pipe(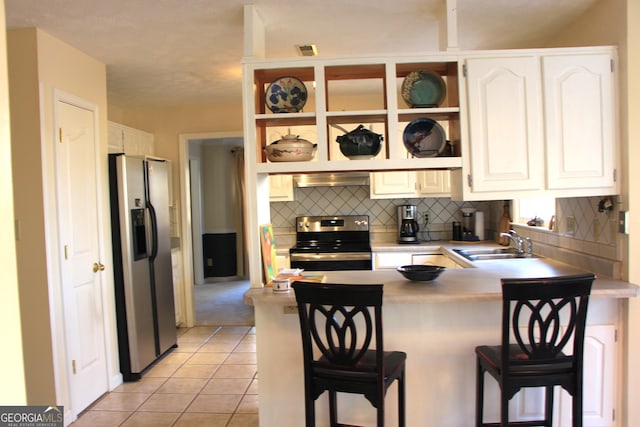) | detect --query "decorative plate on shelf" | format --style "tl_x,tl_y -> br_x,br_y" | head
401,70 -> 446,108
402,118 -> 448,158
265,76 -> 308,113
